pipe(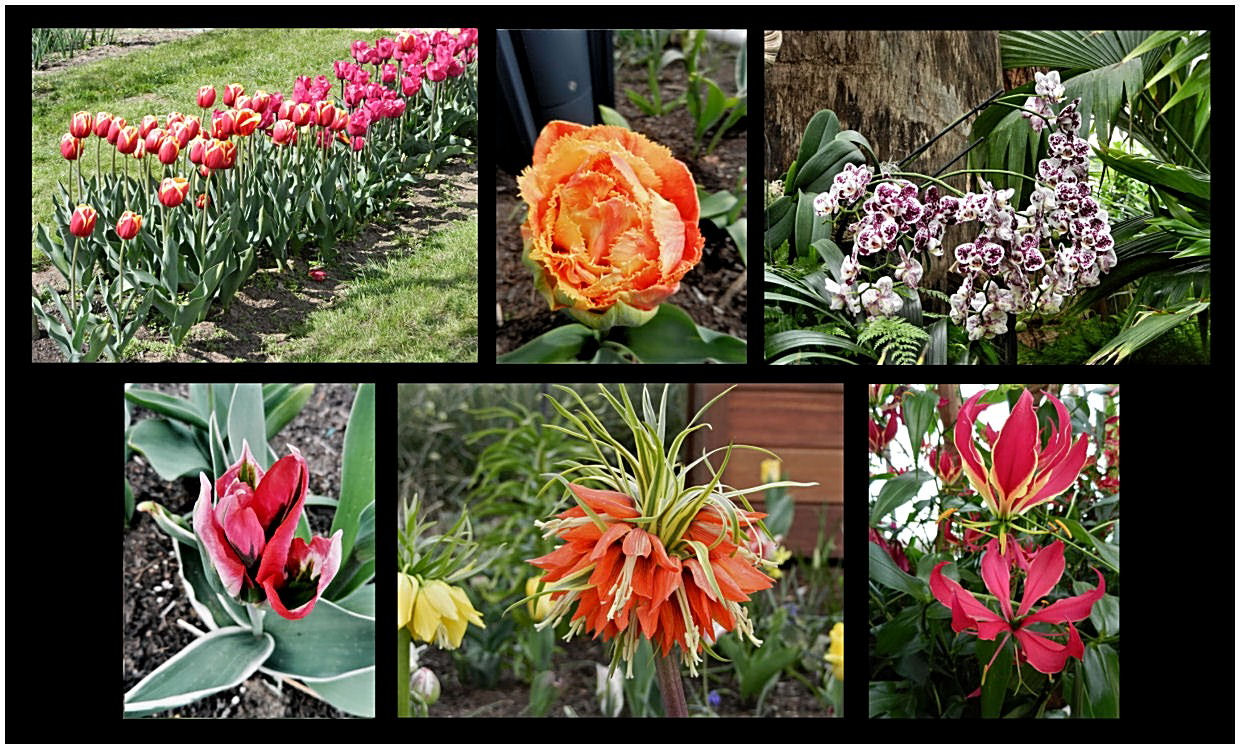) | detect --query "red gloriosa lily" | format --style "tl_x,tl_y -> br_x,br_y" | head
955,389 -> 1089,521
930,539 -> 1104,679
193,441 -> 342,620
869,415 -> 898,453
